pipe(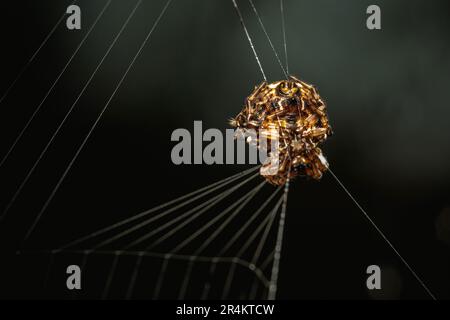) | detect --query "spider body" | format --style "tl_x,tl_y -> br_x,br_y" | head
231,75 -> 332,185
